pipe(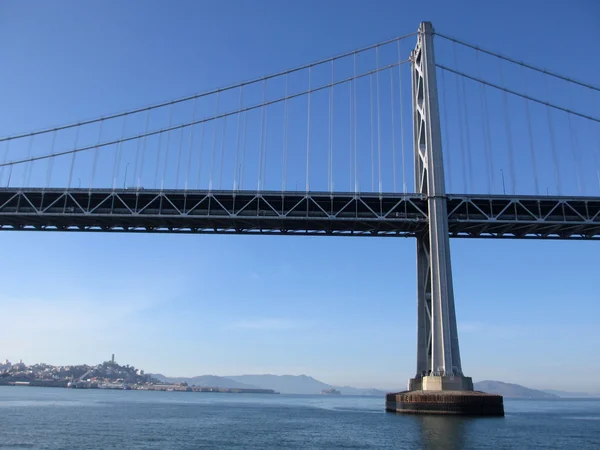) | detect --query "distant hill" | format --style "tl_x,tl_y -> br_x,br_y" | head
474,380 -> 558,399
227,374 -> 330,395
151,374 -> 257,389
543,389 -> 600,398
228,375 -> 389,396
